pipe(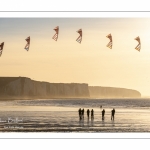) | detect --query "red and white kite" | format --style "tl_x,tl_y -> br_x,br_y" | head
24,36 -> 30,51
135,36 -> 141,52
76,29 -> 82,43
0,42 -> 4,57
52,26 -> 59,41
106,33 -> 112,49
